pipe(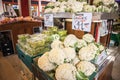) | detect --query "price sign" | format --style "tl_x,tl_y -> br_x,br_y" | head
72,13 -> 92,32
44,14 -> 53,27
